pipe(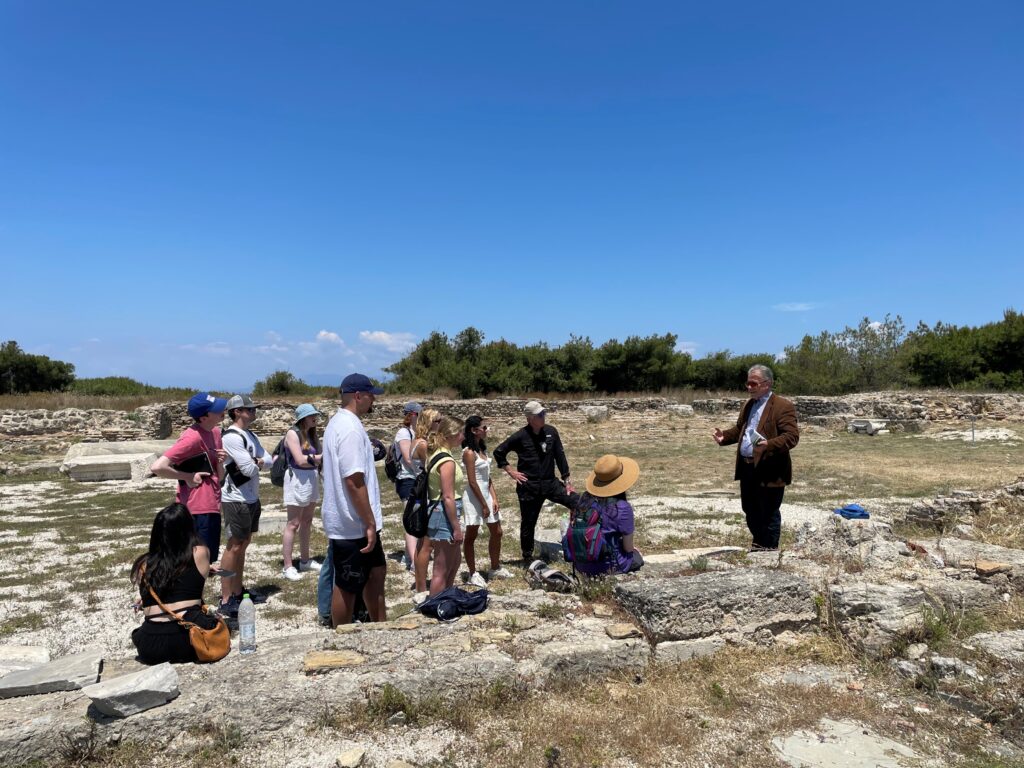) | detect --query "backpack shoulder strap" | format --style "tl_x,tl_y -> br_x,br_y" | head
424,451 -> 454,496
223,426 -> 249,451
